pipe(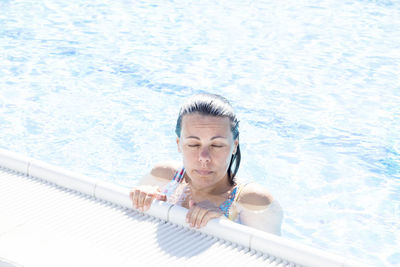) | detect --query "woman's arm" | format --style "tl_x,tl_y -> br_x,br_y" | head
138,161 -> 180,187
236,183 -> 283,235
130,161 -> 180,211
